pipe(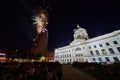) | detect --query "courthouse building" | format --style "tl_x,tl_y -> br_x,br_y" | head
54,25 -> 120,63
